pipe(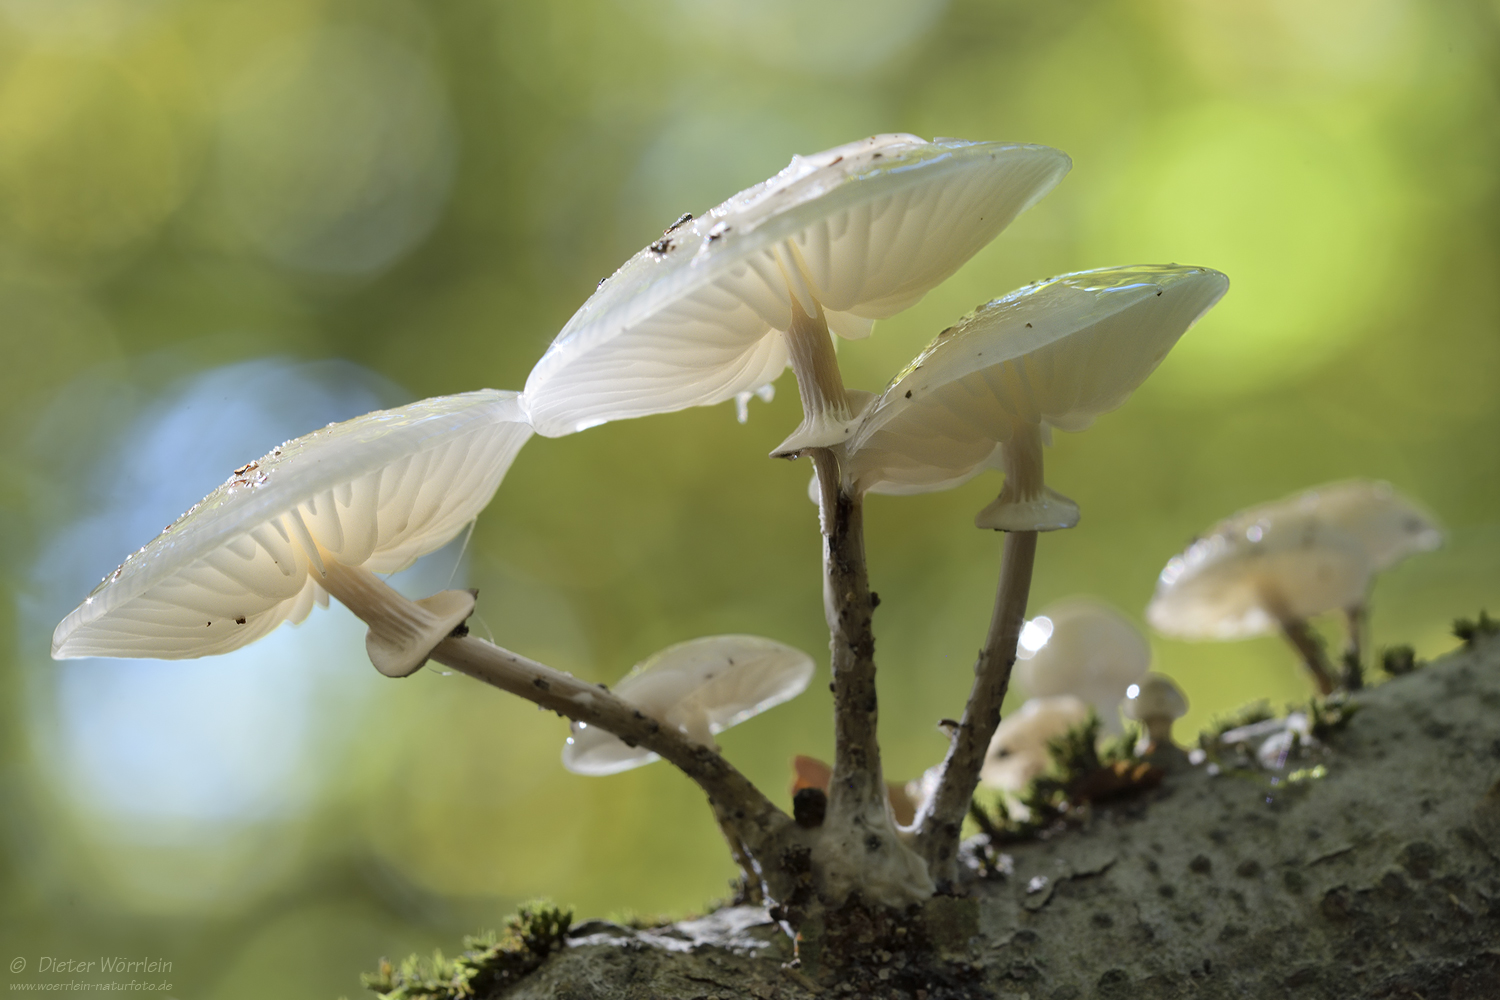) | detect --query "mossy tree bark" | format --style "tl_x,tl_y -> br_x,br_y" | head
439,630 -> 1500,1000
